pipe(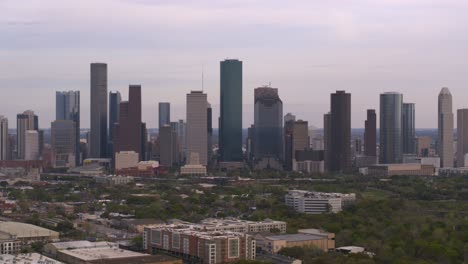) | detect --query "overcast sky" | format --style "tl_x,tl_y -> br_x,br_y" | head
1,0 -> 468,129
